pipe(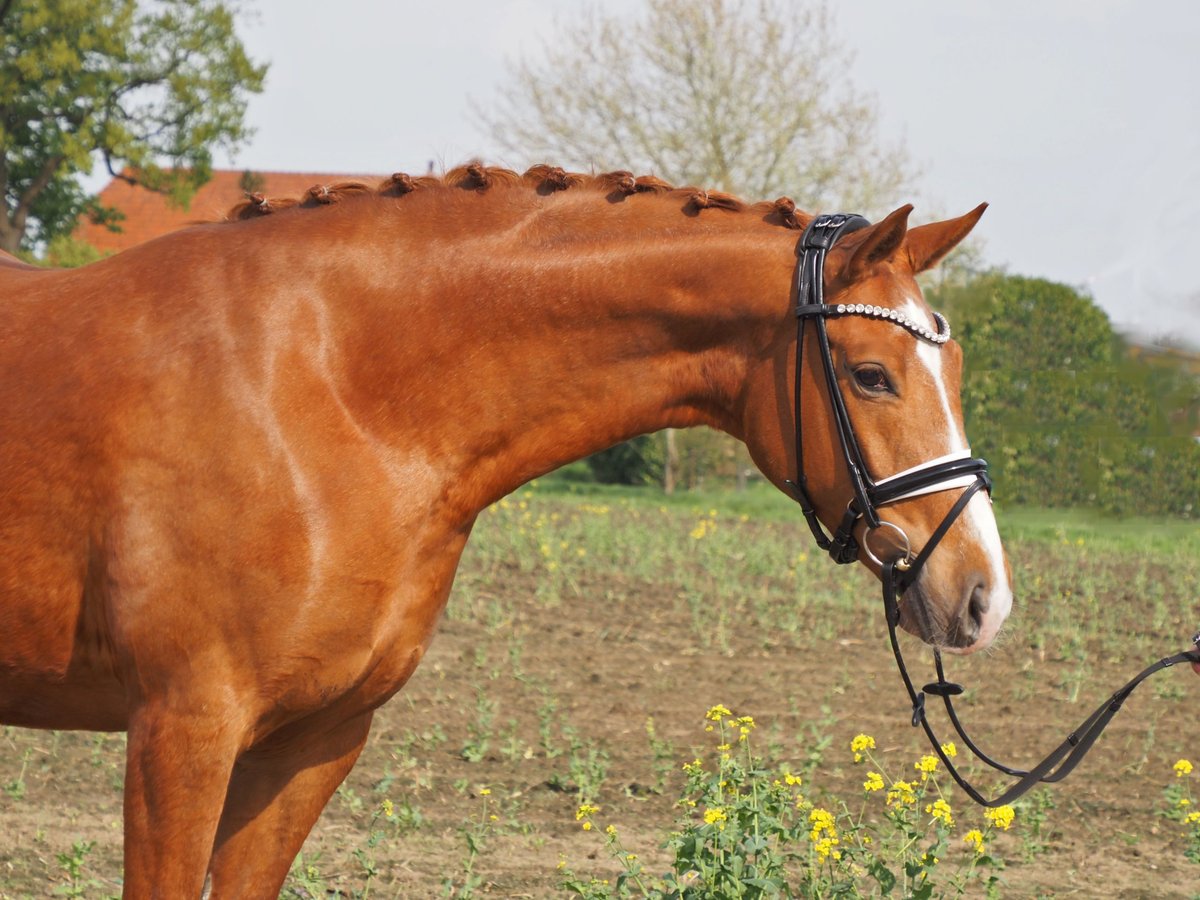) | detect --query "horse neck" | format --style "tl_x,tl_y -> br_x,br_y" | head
267,198 -> 796,516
